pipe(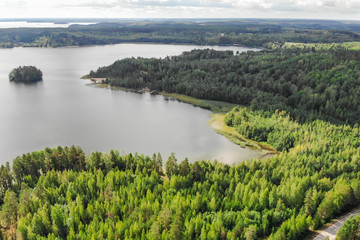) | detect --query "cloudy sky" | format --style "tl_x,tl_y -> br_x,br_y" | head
1,0 -> 360,20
